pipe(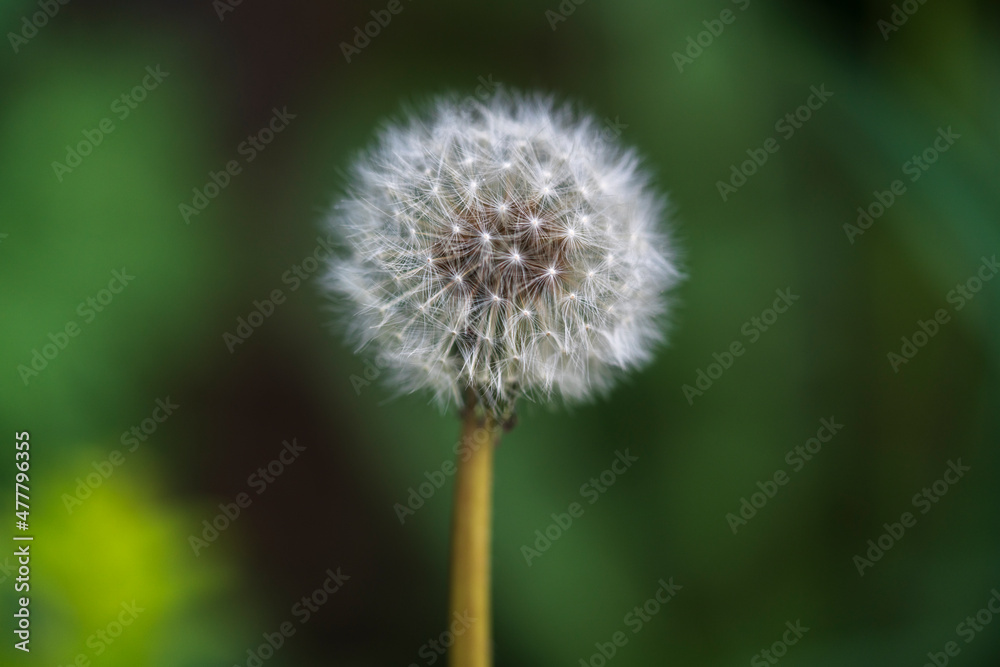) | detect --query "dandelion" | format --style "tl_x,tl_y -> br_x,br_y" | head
325,90 -> 681,667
